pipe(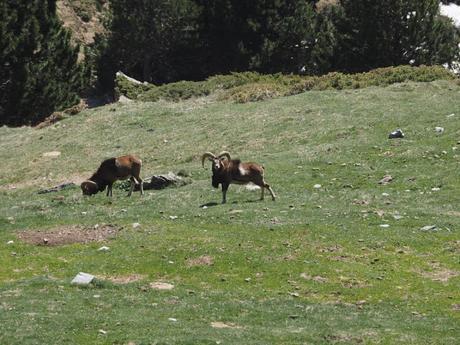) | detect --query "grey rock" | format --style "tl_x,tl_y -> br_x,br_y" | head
71,272 -> 95,285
